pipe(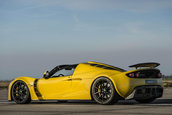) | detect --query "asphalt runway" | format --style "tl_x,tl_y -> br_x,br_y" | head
0,88 -> 172,115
